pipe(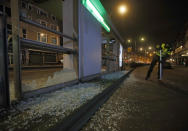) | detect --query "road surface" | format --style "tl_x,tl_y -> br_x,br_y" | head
83,66 -> 188,131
